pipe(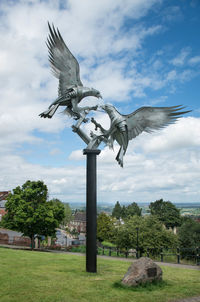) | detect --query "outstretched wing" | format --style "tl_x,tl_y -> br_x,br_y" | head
125,106 -> 191,140
47,22 -> 83,96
